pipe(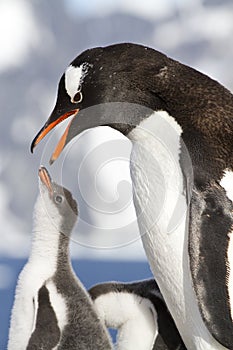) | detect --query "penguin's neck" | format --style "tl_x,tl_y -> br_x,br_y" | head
128,111 -> 225,349
29,196 -> 70,272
